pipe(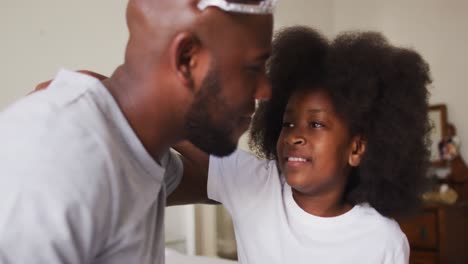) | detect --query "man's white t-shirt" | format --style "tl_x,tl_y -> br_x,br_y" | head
208,149 -> 409,264
0,70 -> 183,264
